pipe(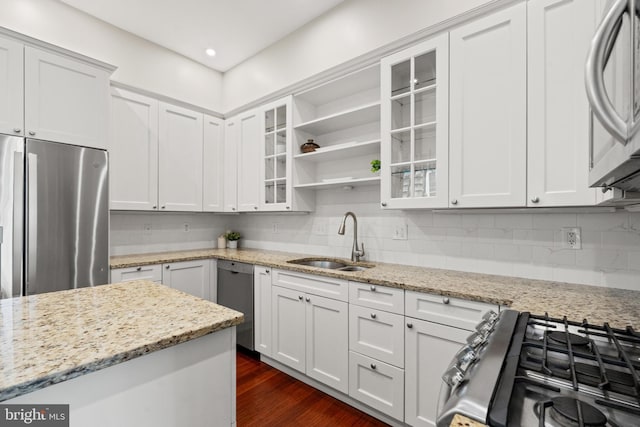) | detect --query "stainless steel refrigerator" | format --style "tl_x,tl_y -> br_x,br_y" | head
0,135 -> 109,299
